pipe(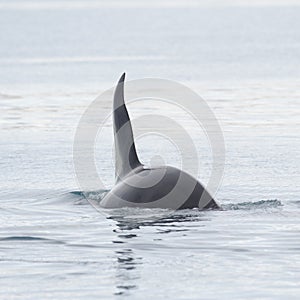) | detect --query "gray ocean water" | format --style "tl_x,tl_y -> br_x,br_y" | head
0,0 -> 300,299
